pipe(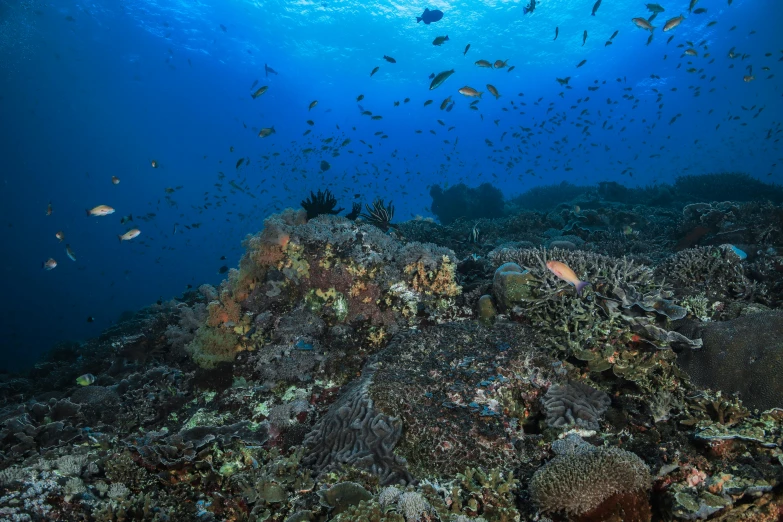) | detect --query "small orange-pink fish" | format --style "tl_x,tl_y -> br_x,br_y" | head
118,228 -> 141,242
546,260 -> 590,296
86,205 -> 115,217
